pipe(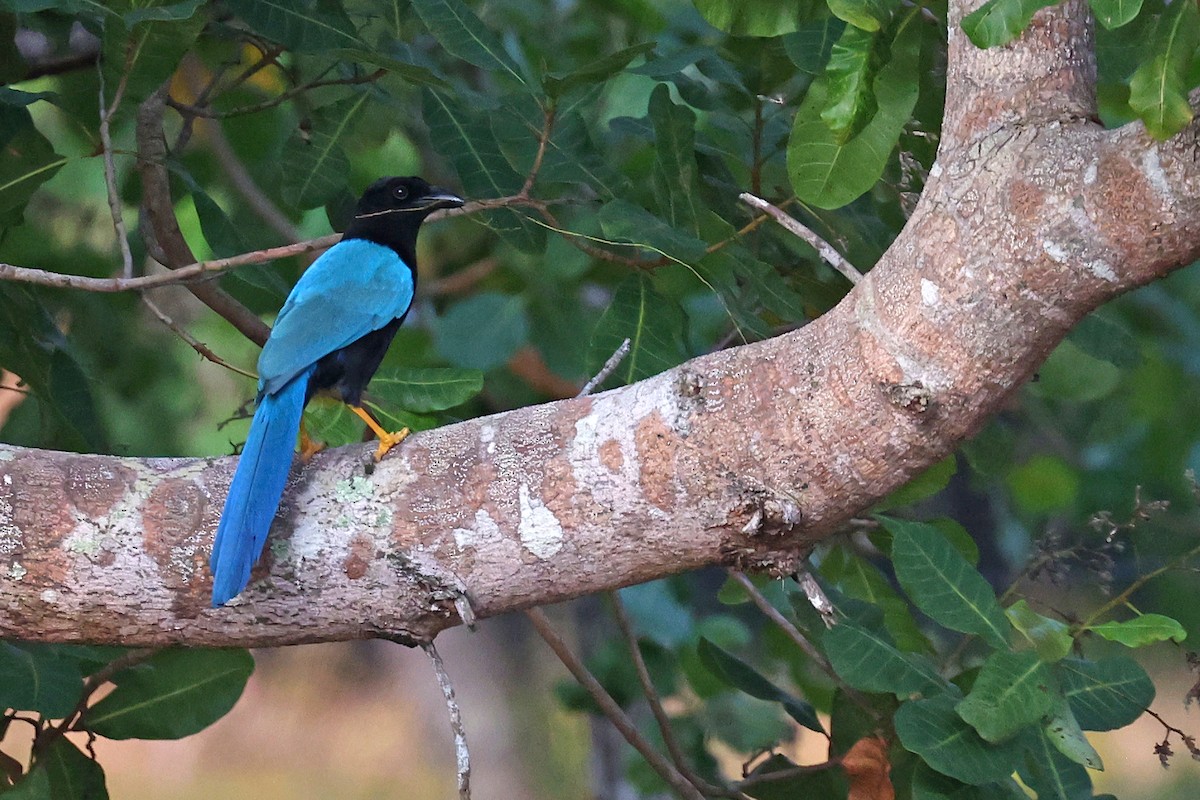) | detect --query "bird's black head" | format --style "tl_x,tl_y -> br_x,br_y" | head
344,176 -> 465,266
